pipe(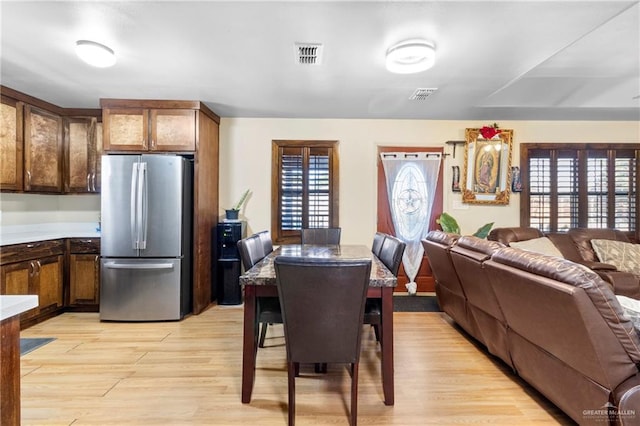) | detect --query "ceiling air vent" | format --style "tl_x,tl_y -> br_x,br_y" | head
409,88 -> 438,101
294,43 -> 323,65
